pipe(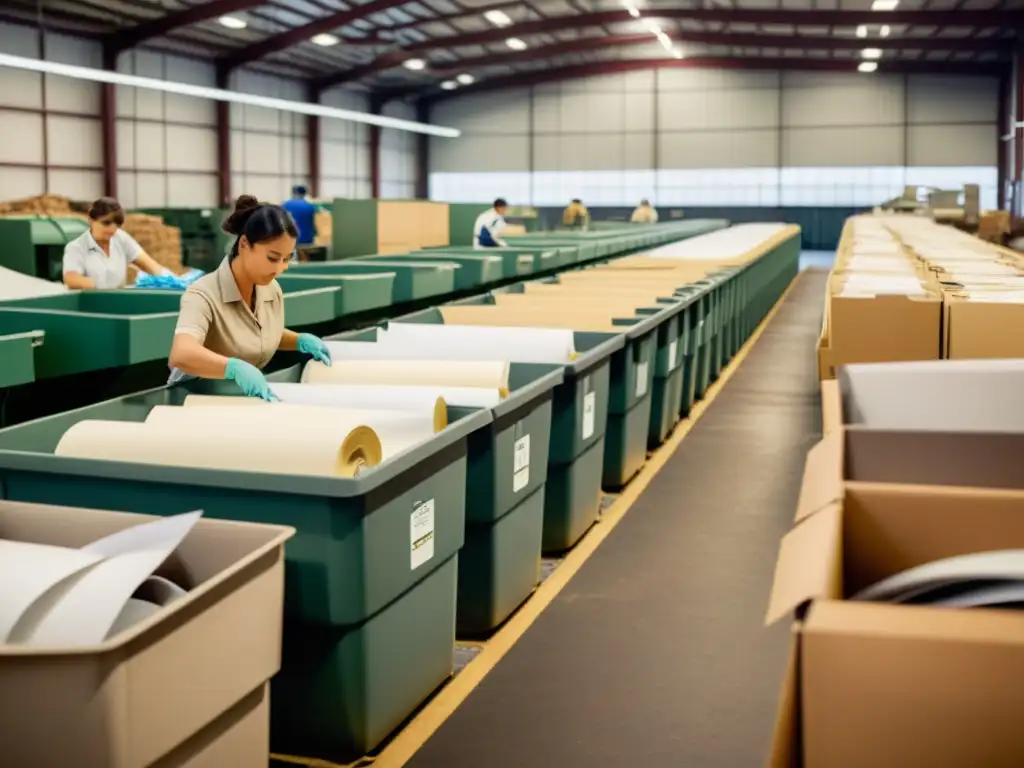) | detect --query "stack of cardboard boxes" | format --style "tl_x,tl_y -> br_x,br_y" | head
769,360 -> 1024,767
121,213 -> 185,282
818,214 -> 1024,379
